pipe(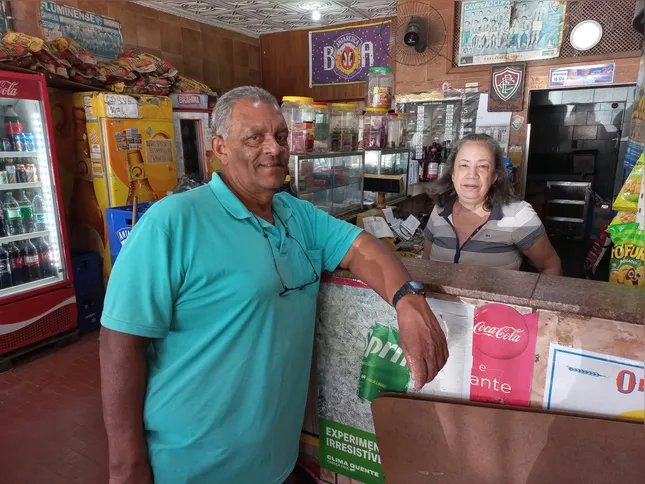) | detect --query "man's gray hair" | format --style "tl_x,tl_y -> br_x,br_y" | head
211,86 -> 280,138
